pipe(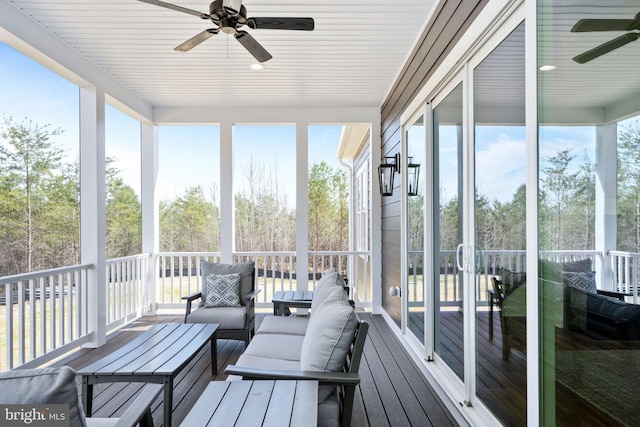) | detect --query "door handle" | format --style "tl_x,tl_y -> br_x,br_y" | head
456,243 -> 465,272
